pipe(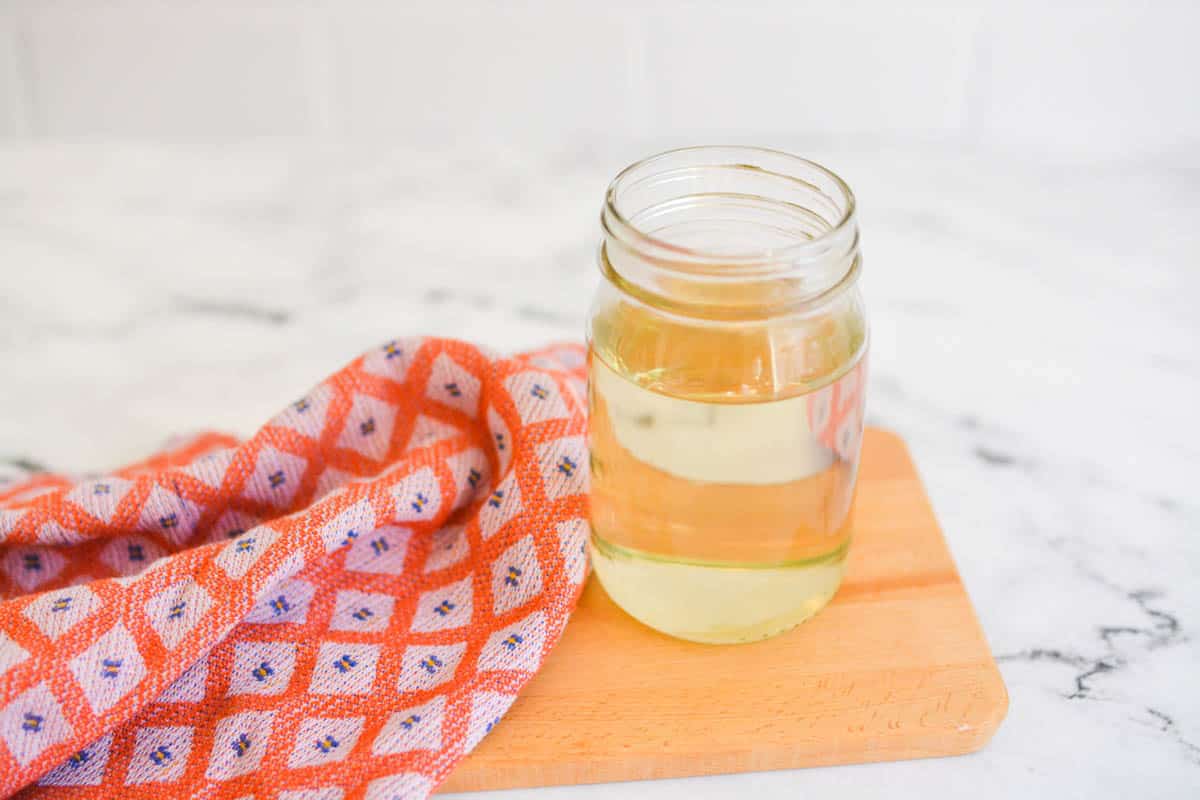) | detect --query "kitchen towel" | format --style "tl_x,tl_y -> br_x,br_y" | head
0,337 -> 590,798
